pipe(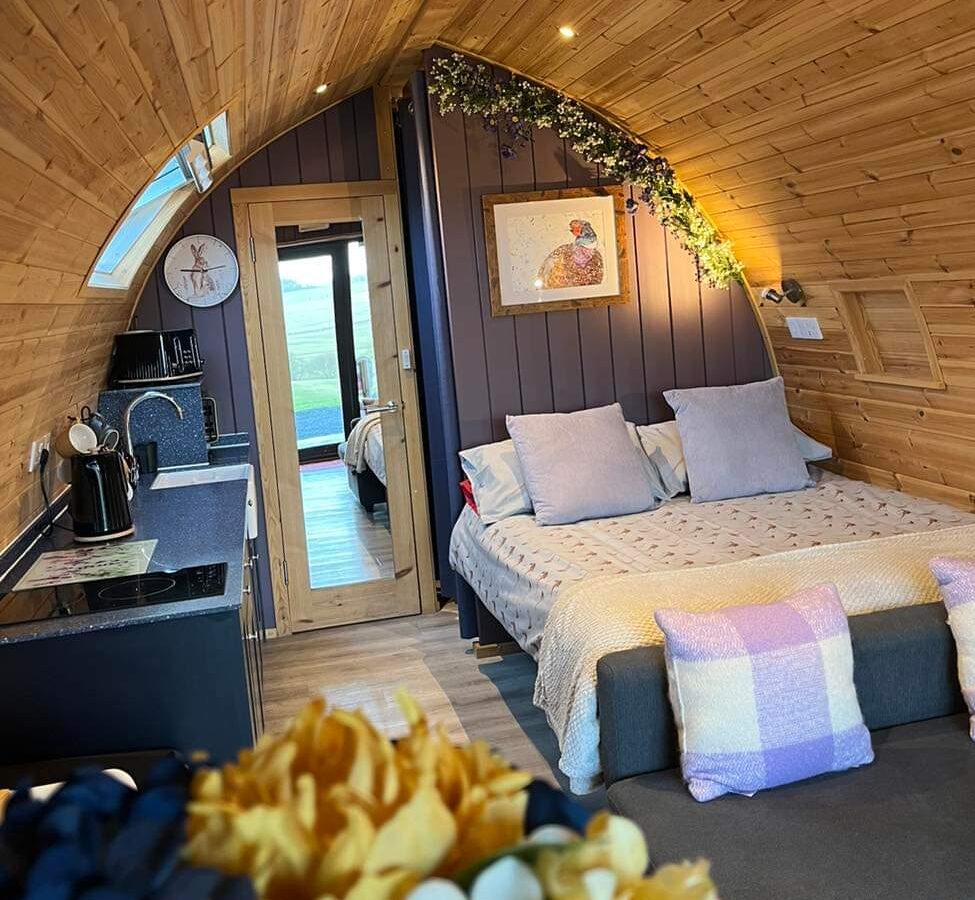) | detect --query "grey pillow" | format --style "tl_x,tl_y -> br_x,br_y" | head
663,377 -> 810,502
506,403 -> 661,525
